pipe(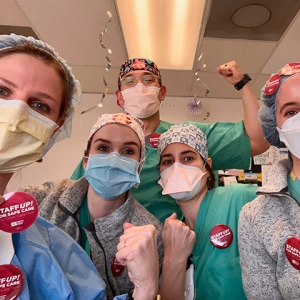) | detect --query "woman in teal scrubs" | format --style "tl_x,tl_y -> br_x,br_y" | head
157,123 -> 258,300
